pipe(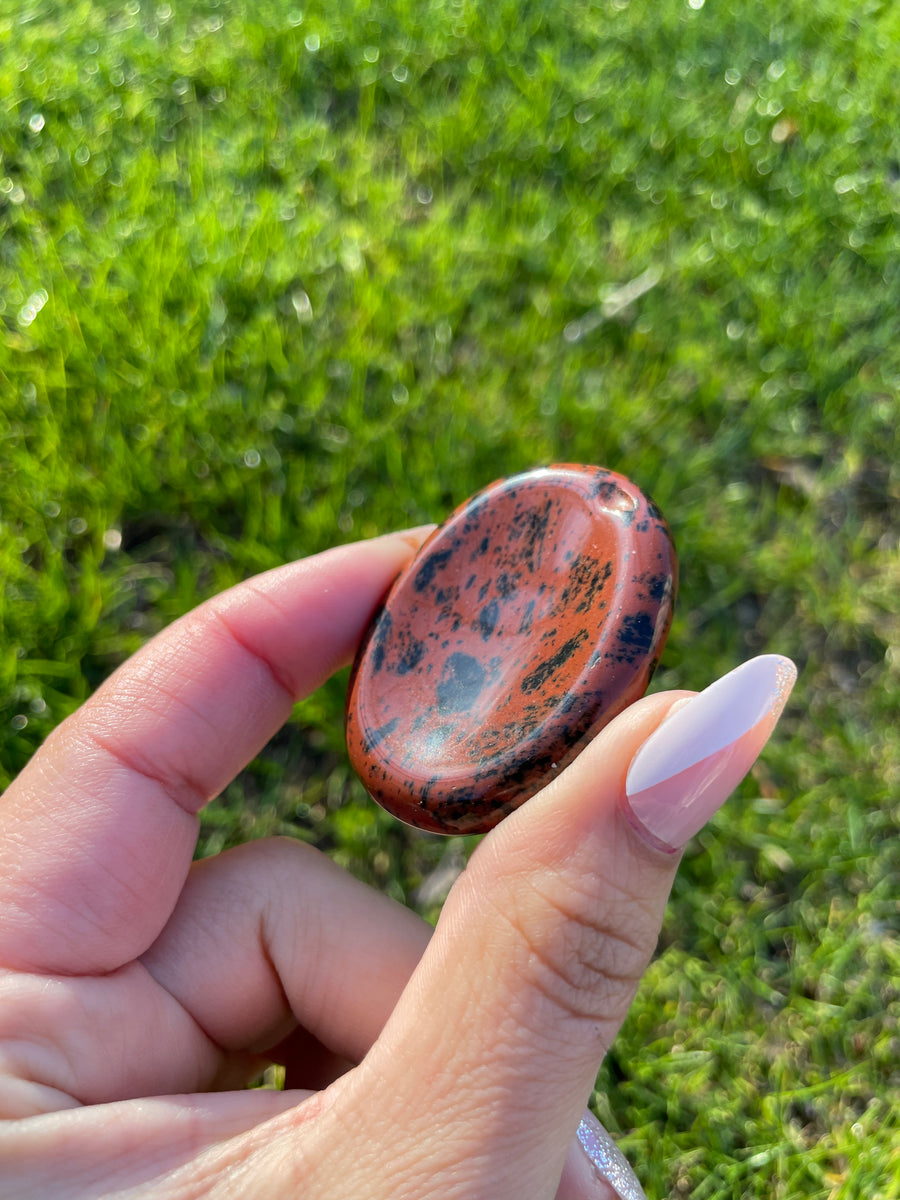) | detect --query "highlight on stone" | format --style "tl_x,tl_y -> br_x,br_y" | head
346,464 -> 677,835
